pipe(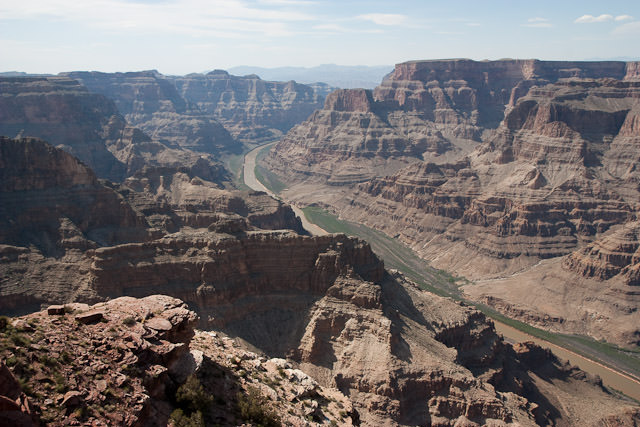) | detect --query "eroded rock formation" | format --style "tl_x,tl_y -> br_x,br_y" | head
263,59 -> 640,346
65,71 -> 238,155
173,70 -> 324,144
0,130 -> 639,425
0,137 -> 302,313
65,69 -> 325,149
0,77 -> 224,182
